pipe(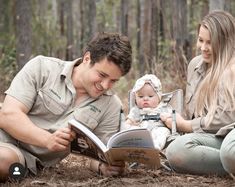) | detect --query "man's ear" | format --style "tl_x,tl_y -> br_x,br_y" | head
83,51 -> 91,64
